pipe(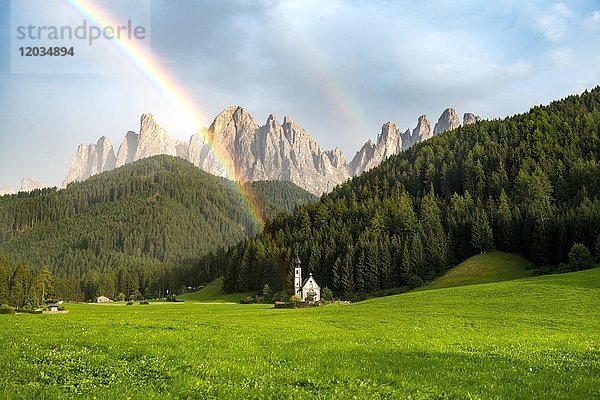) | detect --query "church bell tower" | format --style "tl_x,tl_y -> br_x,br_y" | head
293,255 -> 302,298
